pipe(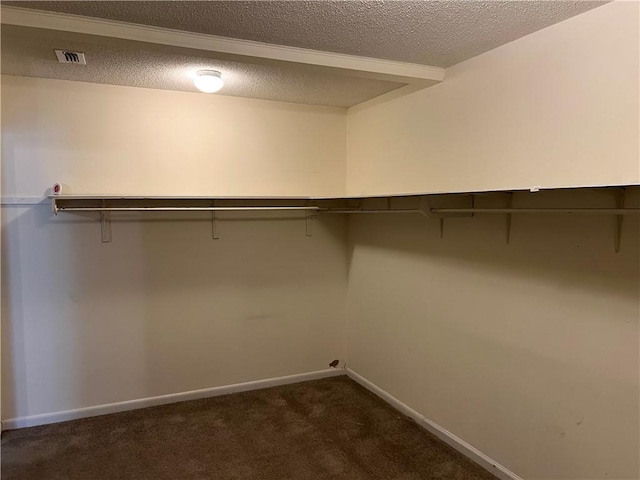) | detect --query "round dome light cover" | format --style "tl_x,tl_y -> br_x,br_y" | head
194,70 -> 224,93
